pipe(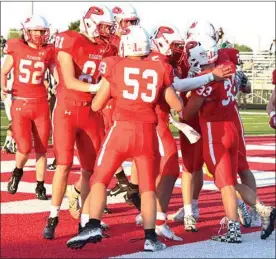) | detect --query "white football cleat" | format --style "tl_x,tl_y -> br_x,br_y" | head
156,223 -> 183,241
184,215 -> 197,232
136,213 -> 143,226
249,208 -> 262,227
238,202 -> 251,228
167,207 -> 185,222
144,239 -> 166,252
168,204 -> 200,222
